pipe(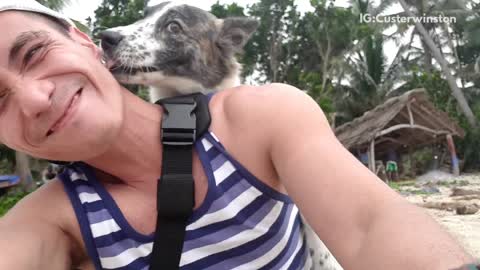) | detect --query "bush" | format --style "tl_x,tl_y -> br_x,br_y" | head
457,126 -> 480,171
0,192 -> 29,217
412,147 -> 435,174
